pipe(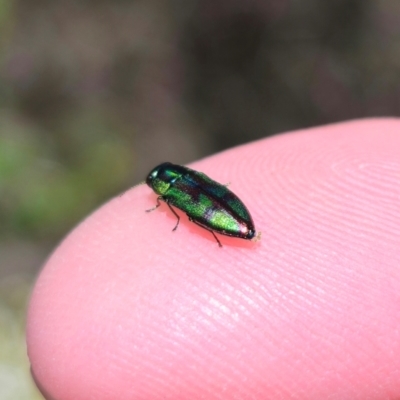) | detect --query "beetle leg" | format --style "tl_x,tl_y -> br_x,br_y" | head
210,230 -> 223,247
189,218 -> 222,248
146,196 -> 163,213
166,202 -> 180,231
